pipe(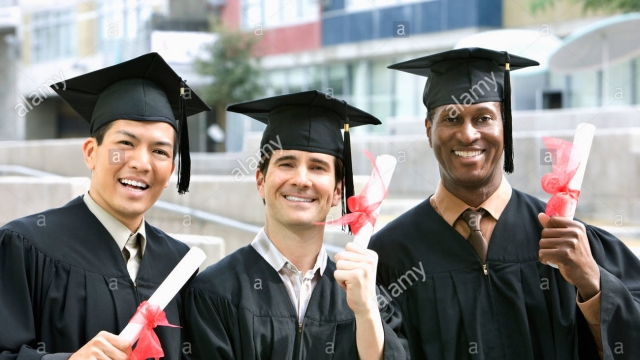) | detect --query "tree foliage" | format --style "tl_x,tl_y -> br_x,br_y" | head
195,20 -> 263,108
530,0 -> 640,14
